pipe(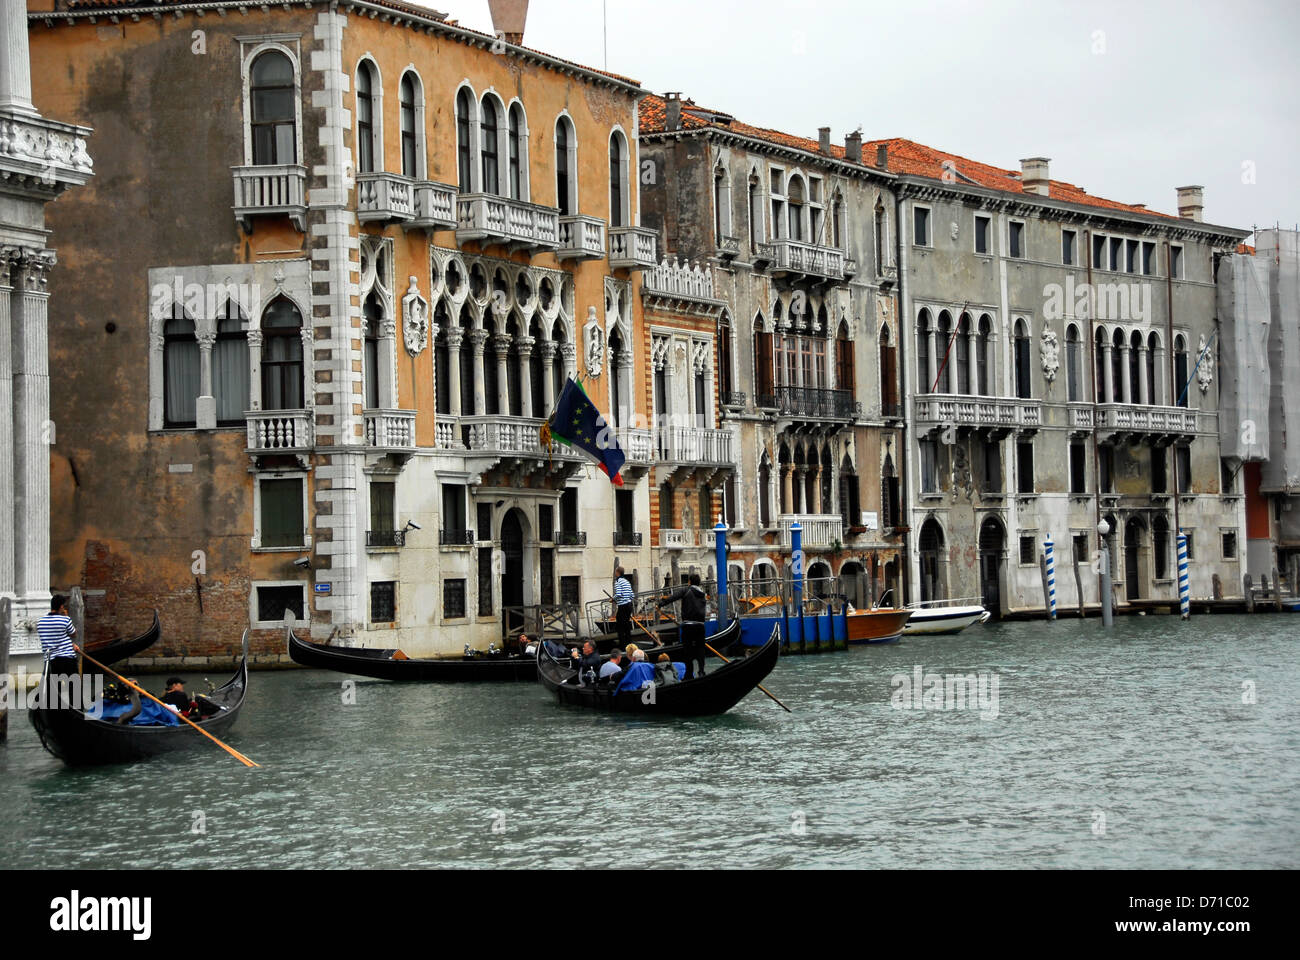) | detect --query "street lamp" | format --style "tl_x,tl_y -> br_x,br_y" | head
1097,519 -> 1113,628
